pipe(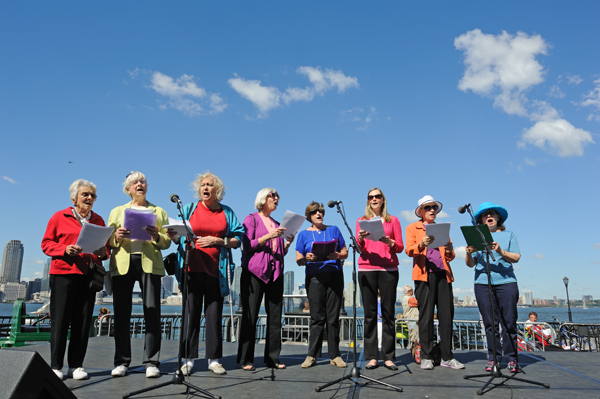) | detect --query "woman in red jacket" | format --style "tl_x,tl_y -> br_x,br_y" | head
41,179 -> 109,381
405,195 -> 462,371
